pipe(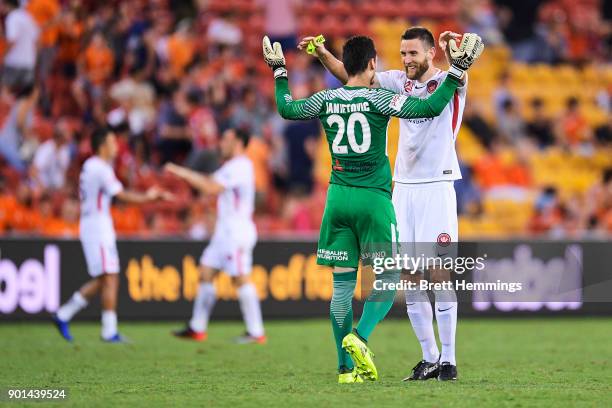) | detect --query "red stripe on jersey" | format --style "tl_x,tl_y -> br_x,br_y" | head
97,189 -> 103,211
100,245 -> 106,273
236,248 -> 243,276
233,188 -> 240,211
451,91 -> 459,135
